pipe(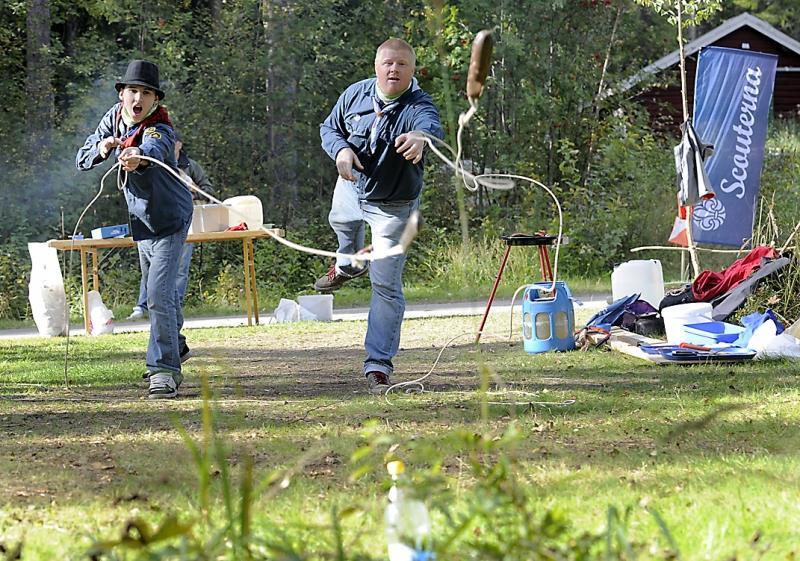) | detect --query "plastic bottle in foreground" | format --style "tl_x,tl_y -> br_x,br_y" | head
384,460 -> 434,561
